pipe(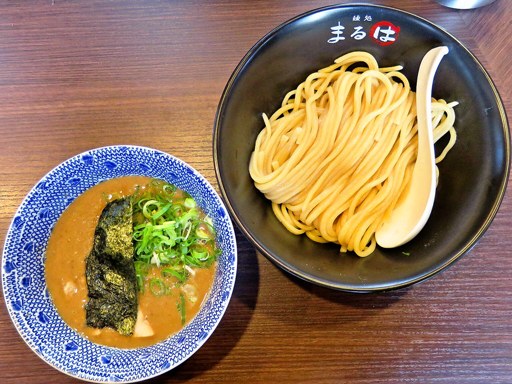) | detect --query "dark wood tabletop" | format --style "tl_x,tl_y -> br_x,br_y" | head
0,1 -> 511,383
